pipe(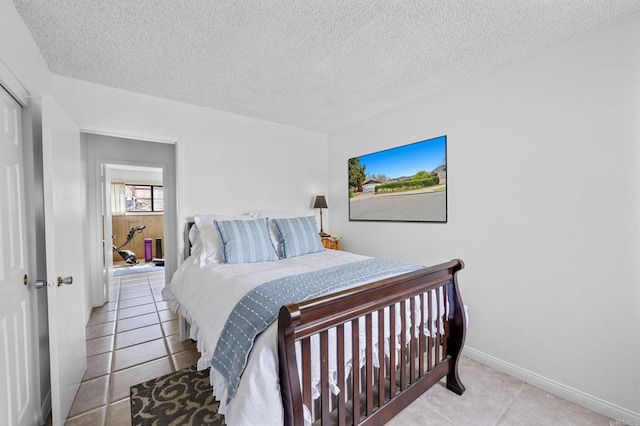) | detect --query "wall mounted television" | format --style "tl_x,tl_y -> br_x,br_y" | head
348,135 -> 447,223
